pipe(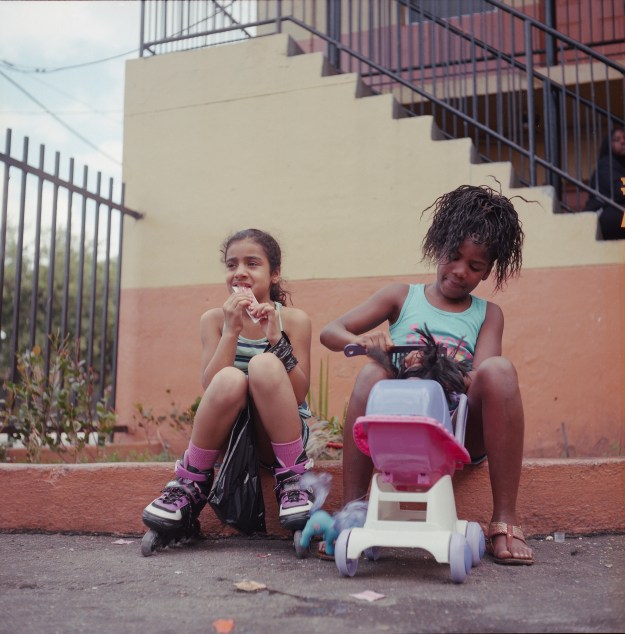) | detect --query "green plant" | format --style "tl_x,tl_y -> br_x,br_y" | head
306,356 -> 347,460
132,392 -> 198,460
0,335 -> 117,463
